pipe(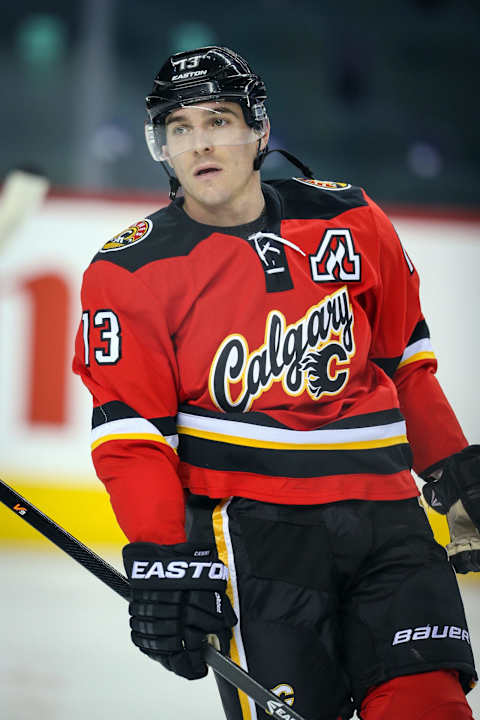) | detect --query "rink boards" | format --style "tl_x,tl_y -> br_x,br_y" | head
0,192 -> 478,550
